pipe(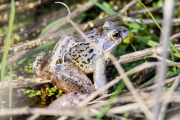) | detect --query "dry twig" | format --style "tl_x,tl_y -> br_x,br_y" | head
0,78 -> 50,89
0,50 -> 31,69
44,0 -> 96,35
158,74 -> 180,120
120,0 -> 138,13
153,1 -> 174,119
